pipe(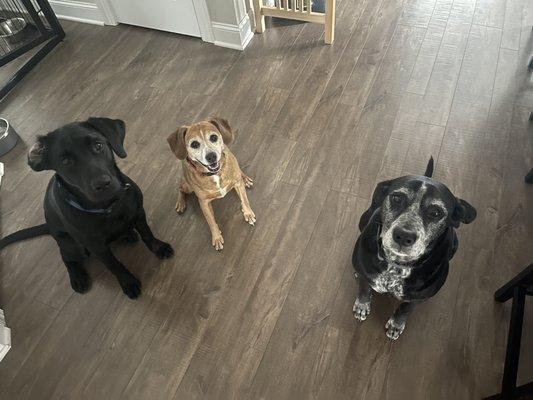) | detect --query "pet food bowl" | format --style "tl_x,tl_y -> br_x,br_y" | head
0,118 -> 19,156
0,18 -> 27,44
